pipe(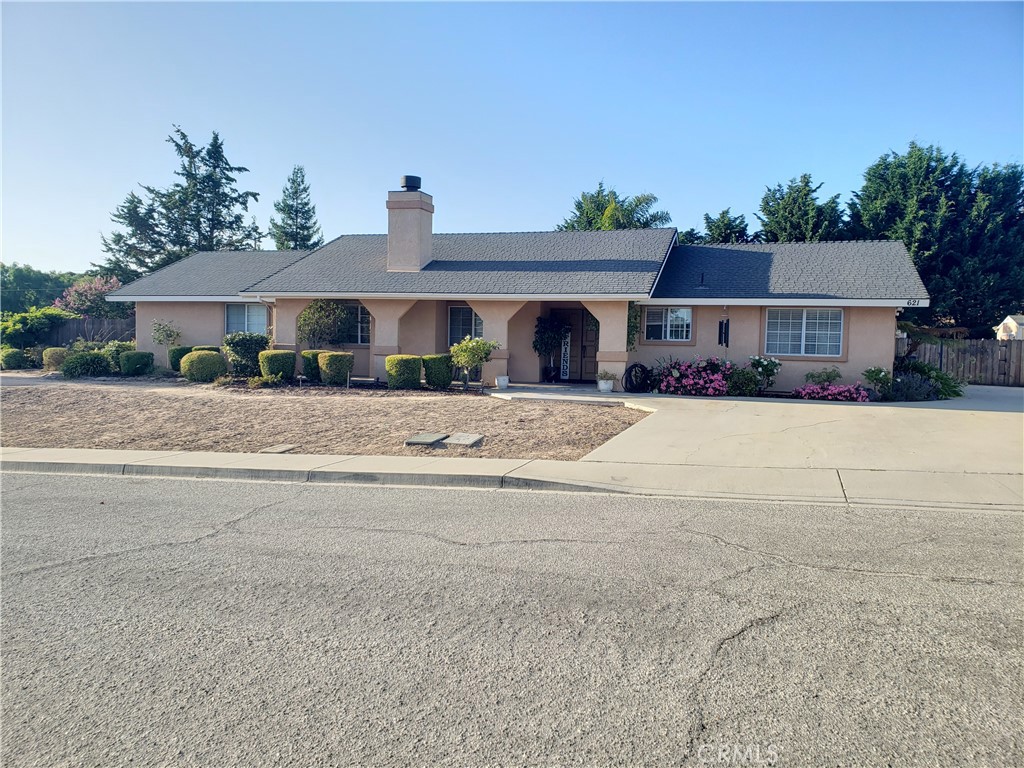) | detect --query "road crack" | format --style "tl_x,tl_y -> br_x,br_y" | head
308,523 -> 626,549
